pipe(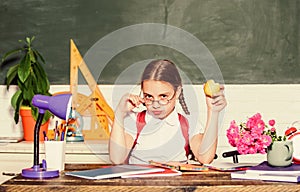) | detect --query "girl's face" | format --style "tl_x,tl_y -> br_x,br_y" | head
142,80 -> 179,119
